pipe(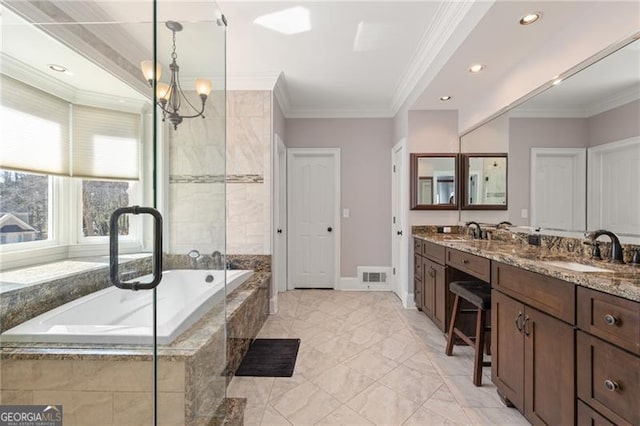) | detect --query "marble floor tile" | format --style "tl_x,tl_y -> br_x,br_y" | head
420,384 -> 473,424
271,380 -> 341,425
463,407 -> 530,425
315,404 -> 374,425
379,364 -> 444,404
234,290 -> 529,426
346,383 -> 420,426
311,364 -> 375,403
343,349 -> 399,380
443,376 -> 504,408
